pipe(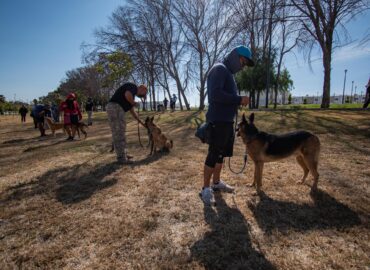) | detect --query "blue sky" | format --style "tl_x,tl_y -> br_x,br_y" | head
0,0 -> 369,105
